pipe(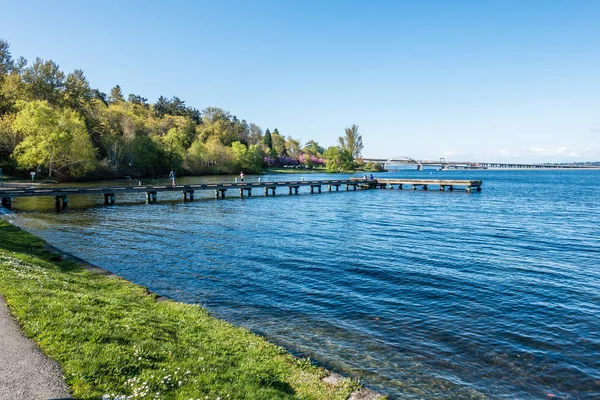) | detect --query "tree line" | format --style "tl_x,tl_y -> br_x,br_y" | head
0,39 -> 368,181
